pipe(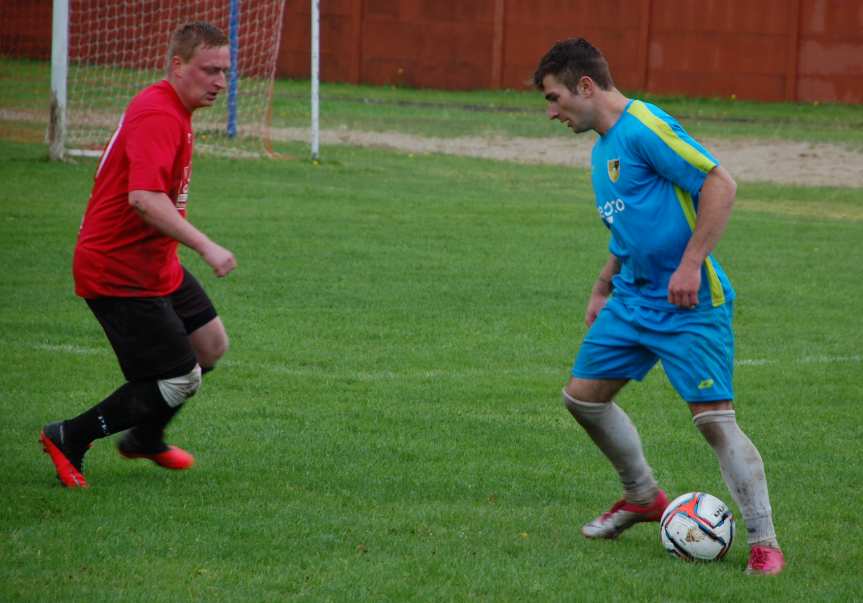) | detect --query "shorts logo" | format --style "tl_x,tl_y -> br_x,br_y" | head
607,159 -> 620,183
697,379 -> 715,390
